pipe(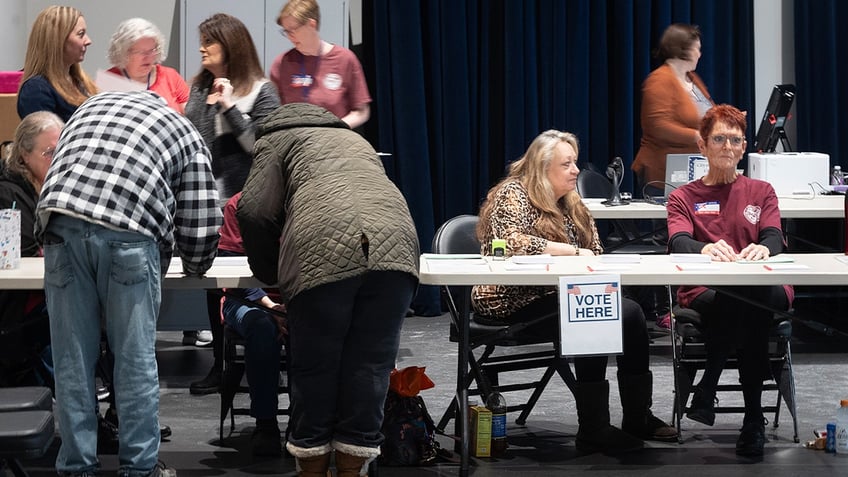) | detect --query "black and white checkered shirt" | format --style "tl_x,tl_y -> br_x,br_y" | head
35,91 -> 223,275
